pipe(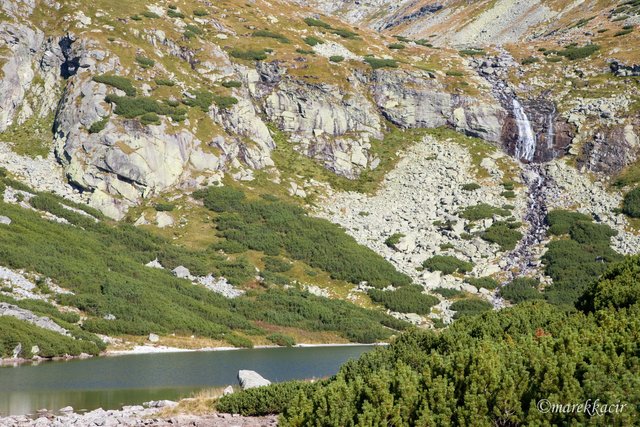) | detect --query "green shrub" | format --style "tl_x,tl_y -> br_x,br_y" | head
332,28 -> 358,39
450,298 -> 493,318
499,277 -> 542,304
88,117 -> 109,134
193,8 -> 209,16
557,44 -> 600,60
422,255 -> 473,275
167,9 -> 185,18
140,112 -> 160,125
253,30 -> 289,43
543,238 -> 622,307
263,256 -> 292,273
130,15 -> 142,21
614,28 -> 633,36
230,49 -> 268,61
388,43 -> 405,50
303,36 -> 324,46
155,79 -> 175,86
569,221 -> 617,245
154,203 -> 175,212
105,95 -> 176,119
501,182 -> 515,194
266,333 -> 296,347
459,48 -> 485,56
217,381 -> 316,415
461,183 -> 481,191
194,187 -> 411,288
210,239 -> 247,254
622,188 -> 640,218
481,221 -> 523,251
433,287 -> 462,298
465,276 -> 500,290
461,203 -> 510,221
329,55 -> 344,63
303,17 -> 332,29
415,39 -> 432,47
182,90 -> 214,112
193,186 -> 245,212
236,288 -> 408,343
221,80 -> 242,88
141,11 -> 160,18
368,285 -> 439,314
364,57 -> 398,69
213,96 -> 239,110
92,75 -> 136,96
521,56 -> 539,65
501,190 -> 516,199
445,70 -> 464,77
384,233 -> 404,249
135,55 -> 155,69
546,210 -> 592,235
185,24 -> 203,35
